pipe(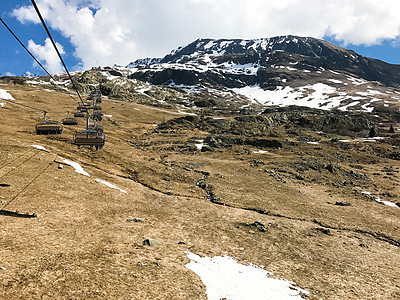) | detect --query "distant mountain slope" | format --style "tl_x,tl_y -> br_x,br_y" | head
128,35 -> 400,88
9,35 -> 400,115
